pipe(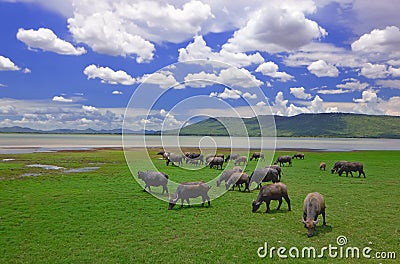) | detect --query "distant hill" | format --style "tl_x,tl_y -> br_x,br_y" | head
0,126 -> 158,135
172,113 -> 400,138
